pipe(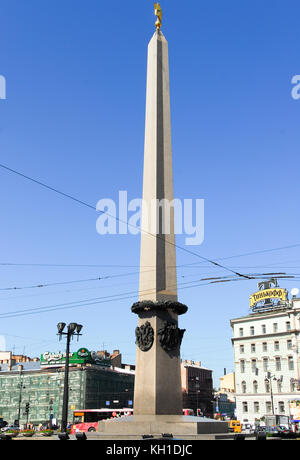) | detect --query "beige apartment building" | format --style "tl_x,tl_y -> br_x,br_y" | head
231,281 -> 300,424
